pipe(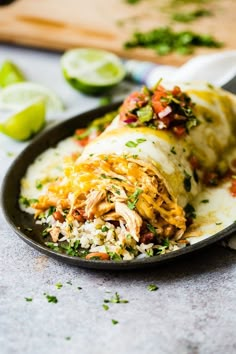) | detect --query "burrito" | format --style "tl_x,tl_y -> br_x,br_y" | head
23,82 -> 236,260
